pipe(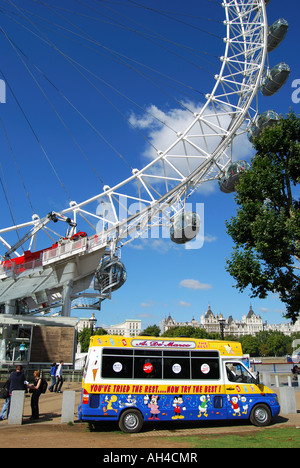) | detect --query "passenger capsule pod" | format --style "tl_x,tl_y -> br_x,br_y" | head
248,110 -> 279,142
267,19 -> 289,53
170,211 -> 200,244
94,256 -> 127,294
261,63 -> 290,97
219,161 -> 250,194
